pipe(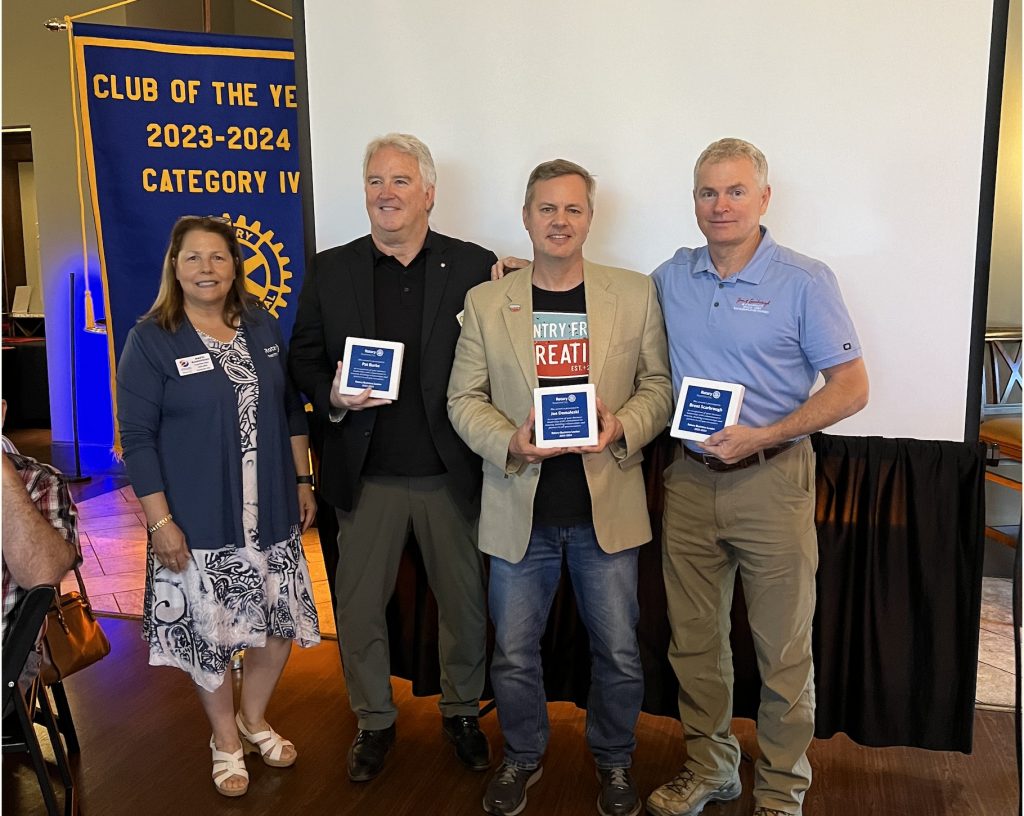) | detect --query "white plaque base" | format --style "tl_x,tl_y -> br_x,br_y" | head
338,337 -> 405,400
534,383 -> 598,448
